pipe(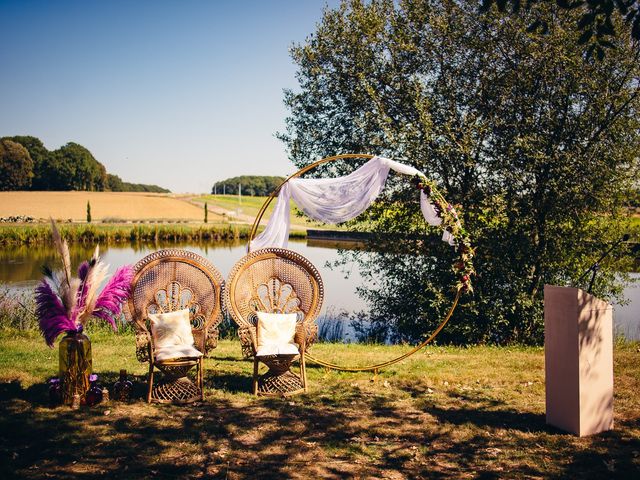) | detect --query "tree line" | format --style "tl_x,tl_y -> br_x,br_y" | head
0,135 -> 169,193
211,175 -> 285,196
